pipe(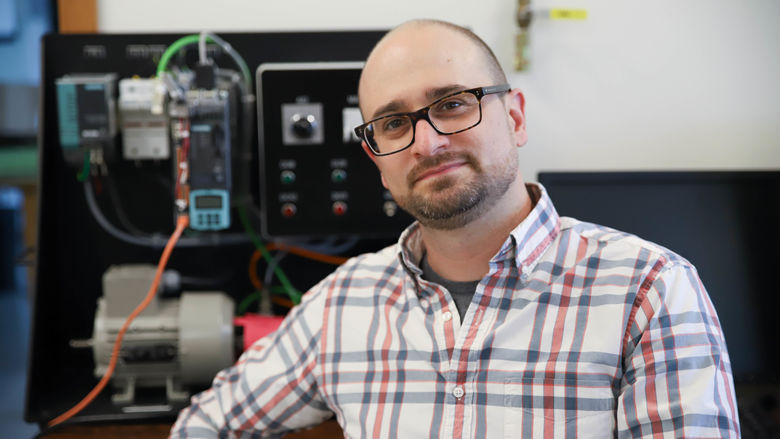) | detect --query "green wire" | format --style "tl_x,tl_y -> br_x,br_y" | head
76,150 -> 89,181
156,35 -> 213,77
238,206 -> 302,304
156,34 -> 251,91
